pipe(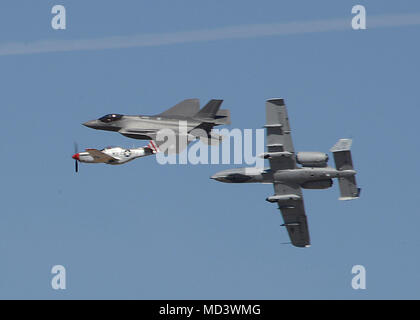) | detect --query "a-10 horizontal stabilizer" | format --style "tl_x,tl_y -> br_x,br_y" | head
330,139 -> 361,200
337,176 -> 361,200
